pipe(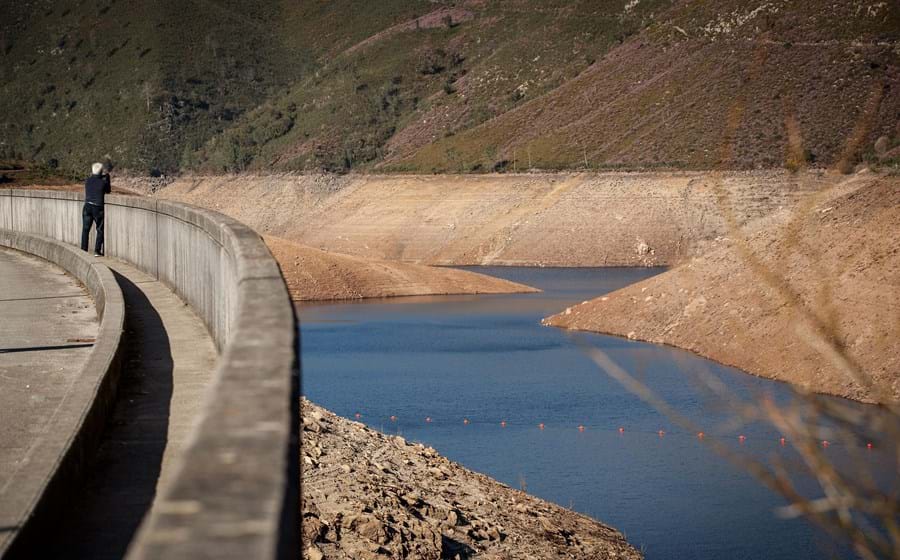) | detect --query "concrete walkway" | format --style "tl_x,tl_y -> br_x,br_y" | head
0,248 -> 98,533
34,259 -> 217,559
